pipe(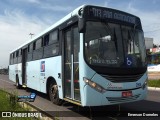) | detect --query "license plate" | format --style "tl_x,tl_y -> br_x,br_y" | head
122,91 -> 132,97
